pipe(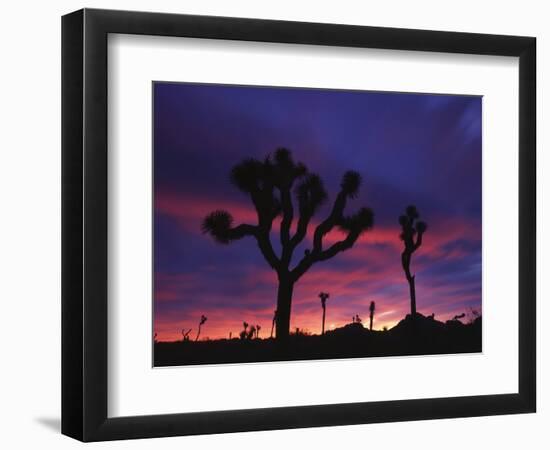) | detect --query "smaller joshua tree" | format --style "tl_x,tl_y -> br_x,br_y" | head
369,301 -> 375,331
399,205 -> 428,318
247,325 -> 256,340
240,322 -> 249,340
195,315 -> 208,342
319,292 -> 330,335
256,324 -> 261,339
